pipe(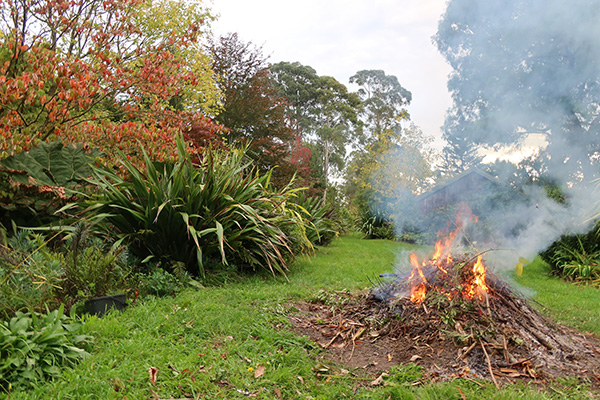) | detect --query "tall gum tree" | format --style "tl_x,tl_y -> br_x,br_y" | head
349,69 -> 412,140
313,75 -> 361,203
270,61 -> 320,133
271,62 -> 361,202
345,70 -> 437,235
